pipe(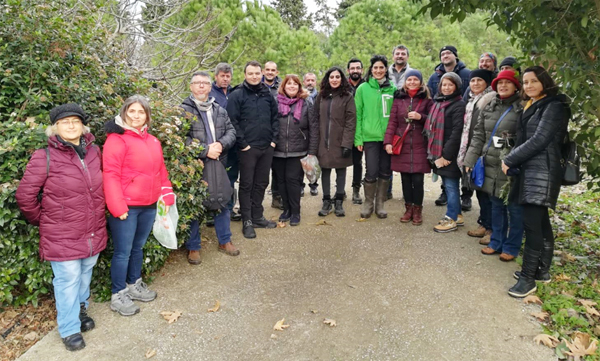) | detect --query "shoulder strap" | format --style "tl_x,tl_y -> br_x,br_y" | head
45,148 -> 50,176
484,105 -> 513,154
